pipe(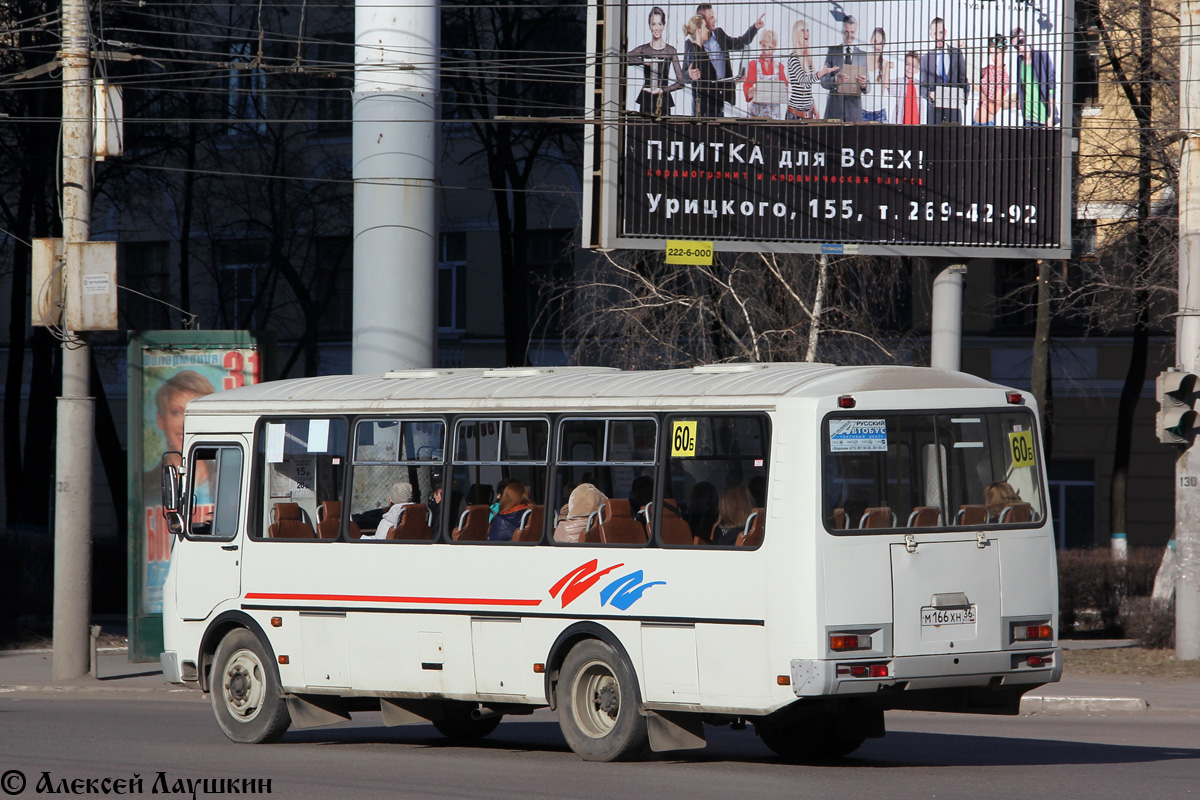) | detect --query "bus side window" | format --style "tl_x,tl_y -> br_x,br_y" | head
451,418 -> 549,544
663,415 -> 769,548
255,418 -> 348,541
188,446 -> 242,539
